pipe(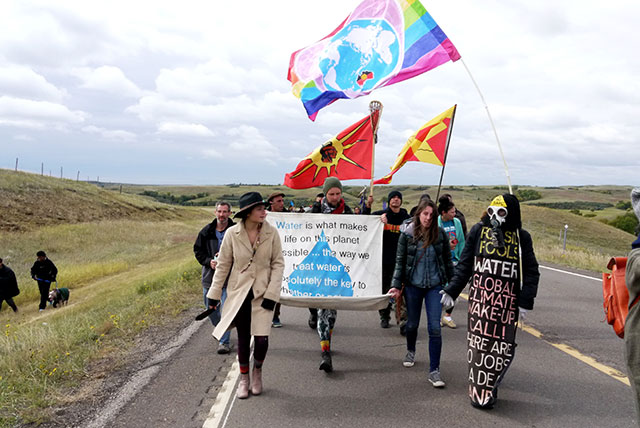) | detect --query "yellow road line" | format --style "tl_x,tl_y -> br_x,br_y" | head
458,292 -> 630,386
